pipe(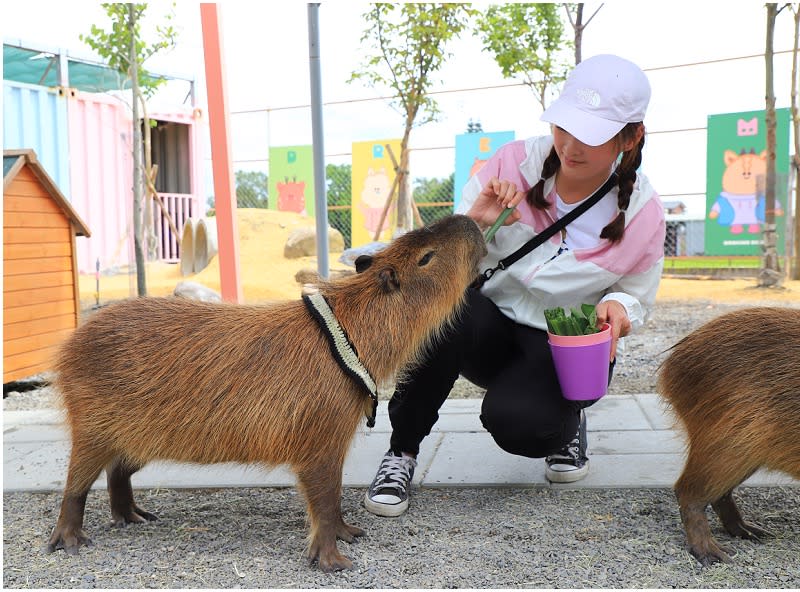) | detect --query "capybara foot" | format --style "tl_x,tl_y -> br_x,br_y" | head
111,504 -> 158,528
689,538 -> 734,567
46,527 -> 93,556
337,522 -> 365,543
724,519 -> 773,542
307,544 -> 353,572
